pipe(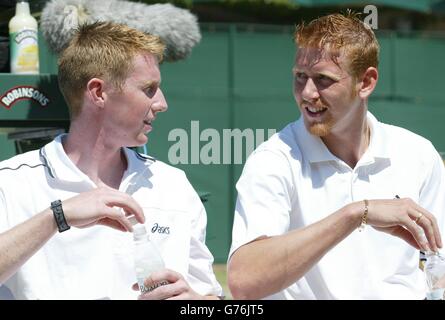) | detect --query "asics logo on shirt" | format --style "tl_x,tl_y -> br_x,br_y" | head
151,223 -> 170,235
